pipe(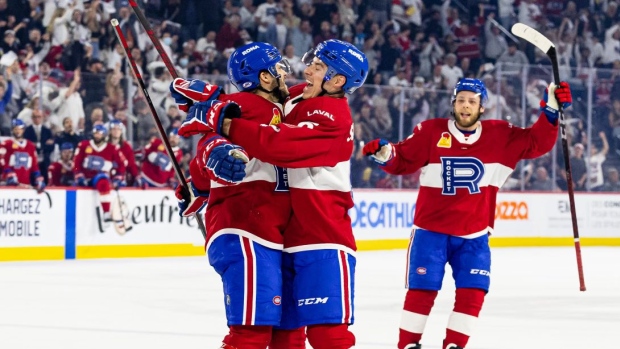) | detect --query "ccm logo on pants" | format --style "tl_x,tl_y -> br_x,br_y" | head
470,269 -> 490,276
298,297 -> 329,306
